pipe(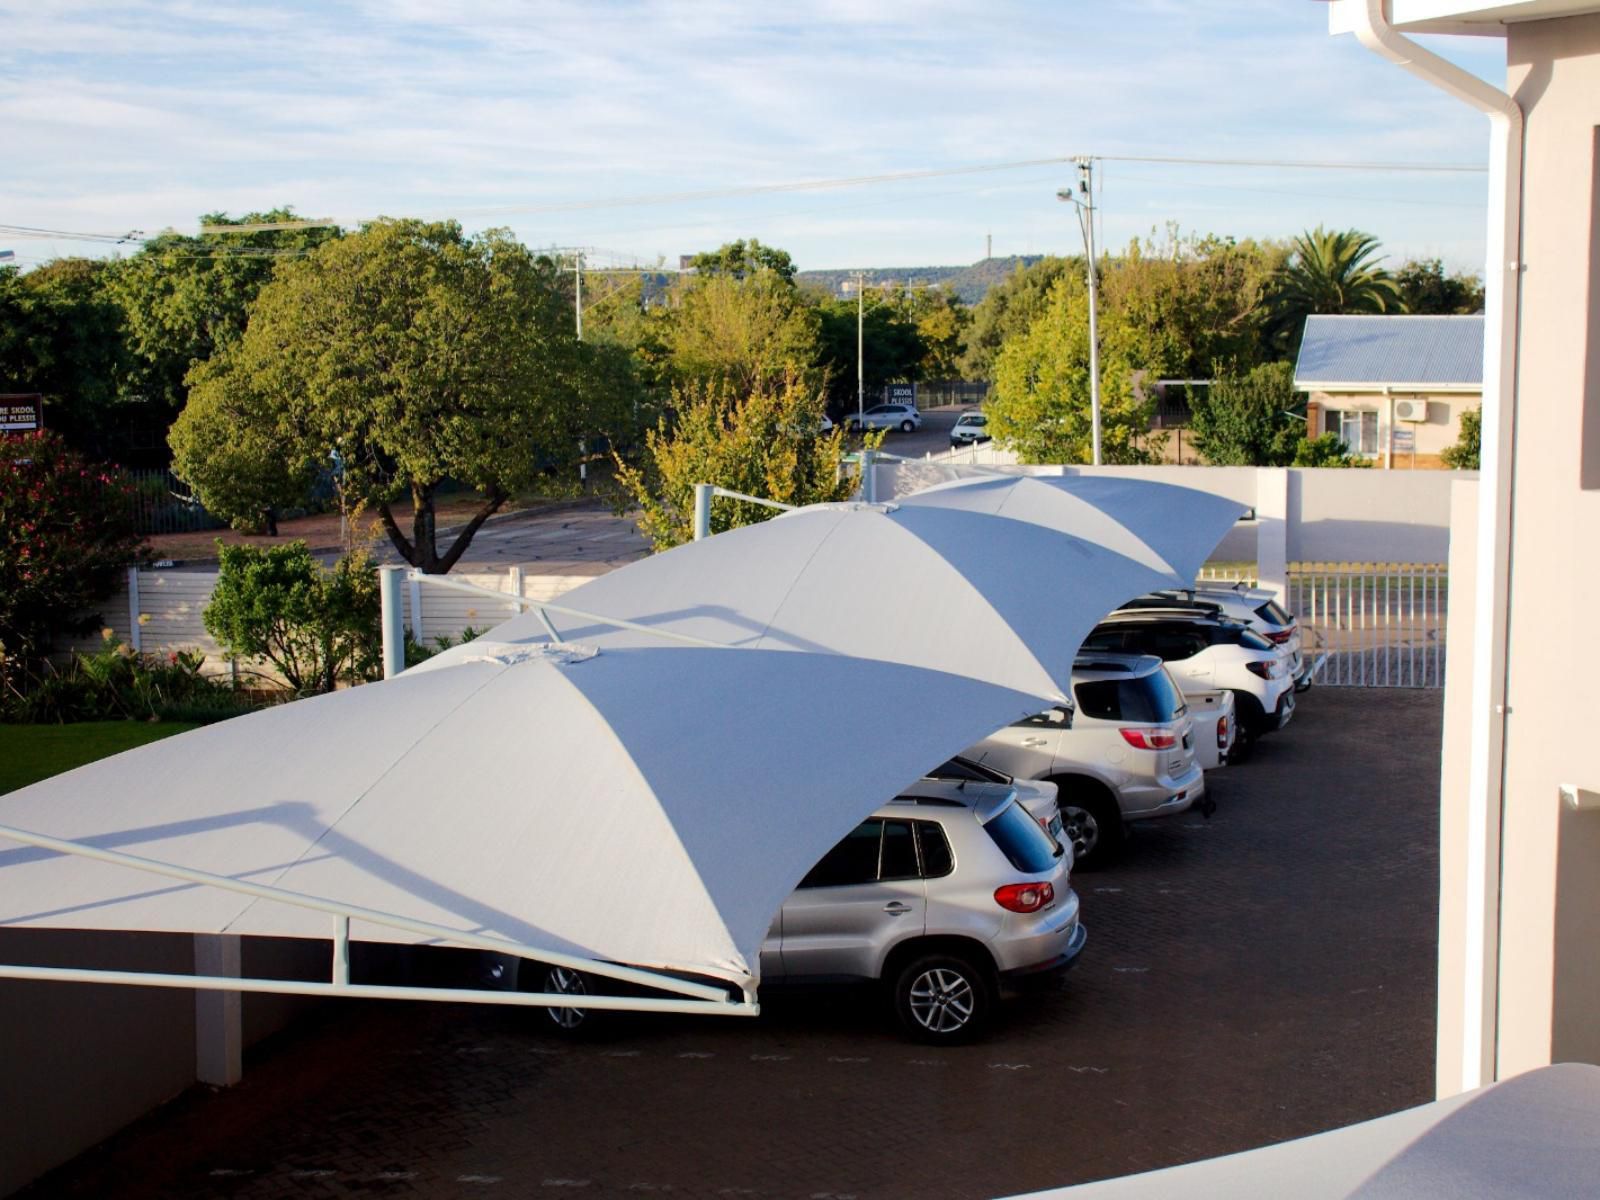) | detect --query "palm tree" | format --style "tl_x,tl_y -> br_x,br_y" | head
1270,226 -> 1404,354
